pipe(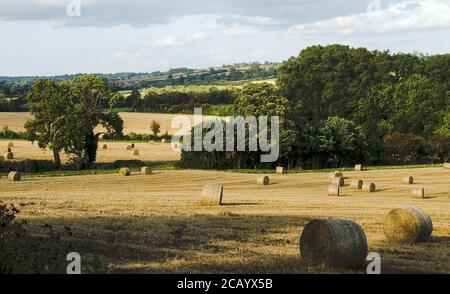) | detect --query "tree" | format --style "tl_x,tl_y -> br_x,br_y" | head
388,74 -> 445,136
25,77 -> 124,169
277,45 -> 390,126
234,83 -> 298,167
150,120 -> 161,137
125,89 -> 141,108
67,76 -> 123,167
318,116 -> 367,167
24,80 -> 72,168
